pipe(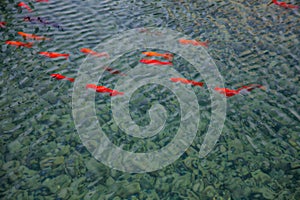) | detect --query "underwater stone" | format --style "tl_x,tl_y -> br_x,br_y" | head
105,176 -> 115,186
16,191 -> 30,200
2,160 -> 20,171
187,189 -> 201,200
288,138 -> 298,148
257,187 -> 276,199
83,190 -> 100,200
2,122 -> 16,132
39,156 -> 65,168
293,190 -> 300,200
203,185 -> 217,198
58,188 -> 71,199
173,174 -> 192,192
42,174 -> 71,194
116,182 -> 141,198
43,91 -> 58,104
7,140 -> 22,154
64,152 -> 87,178
69,177 -> 87,196
56,144 -> 70,156
140,174 -> 155,189
192,180 -> 204,193
251,169 -> 271,184
220,145 -> 226,153
290,161 -> 300,170
110,123 -> 118,133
